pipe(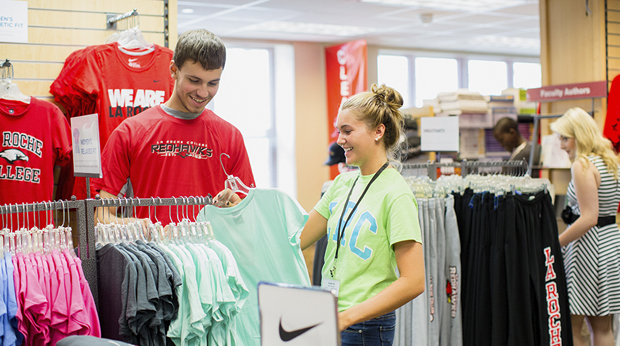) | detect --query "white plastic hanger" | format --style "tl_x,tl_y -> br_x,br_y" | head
106,11 -> 154,56
0,60 -> 31,104
220,153 -> 252,196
